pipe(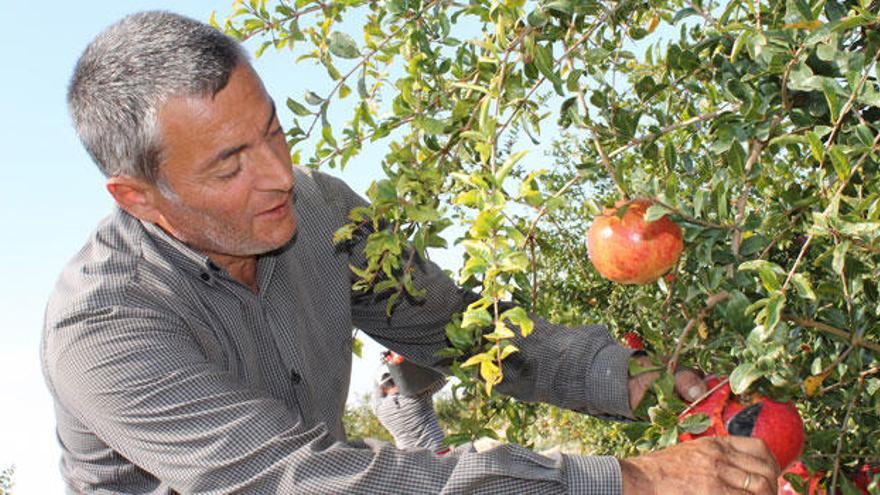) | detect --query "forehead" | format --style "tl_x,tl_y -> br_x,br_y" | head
155,64 -> 273,173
